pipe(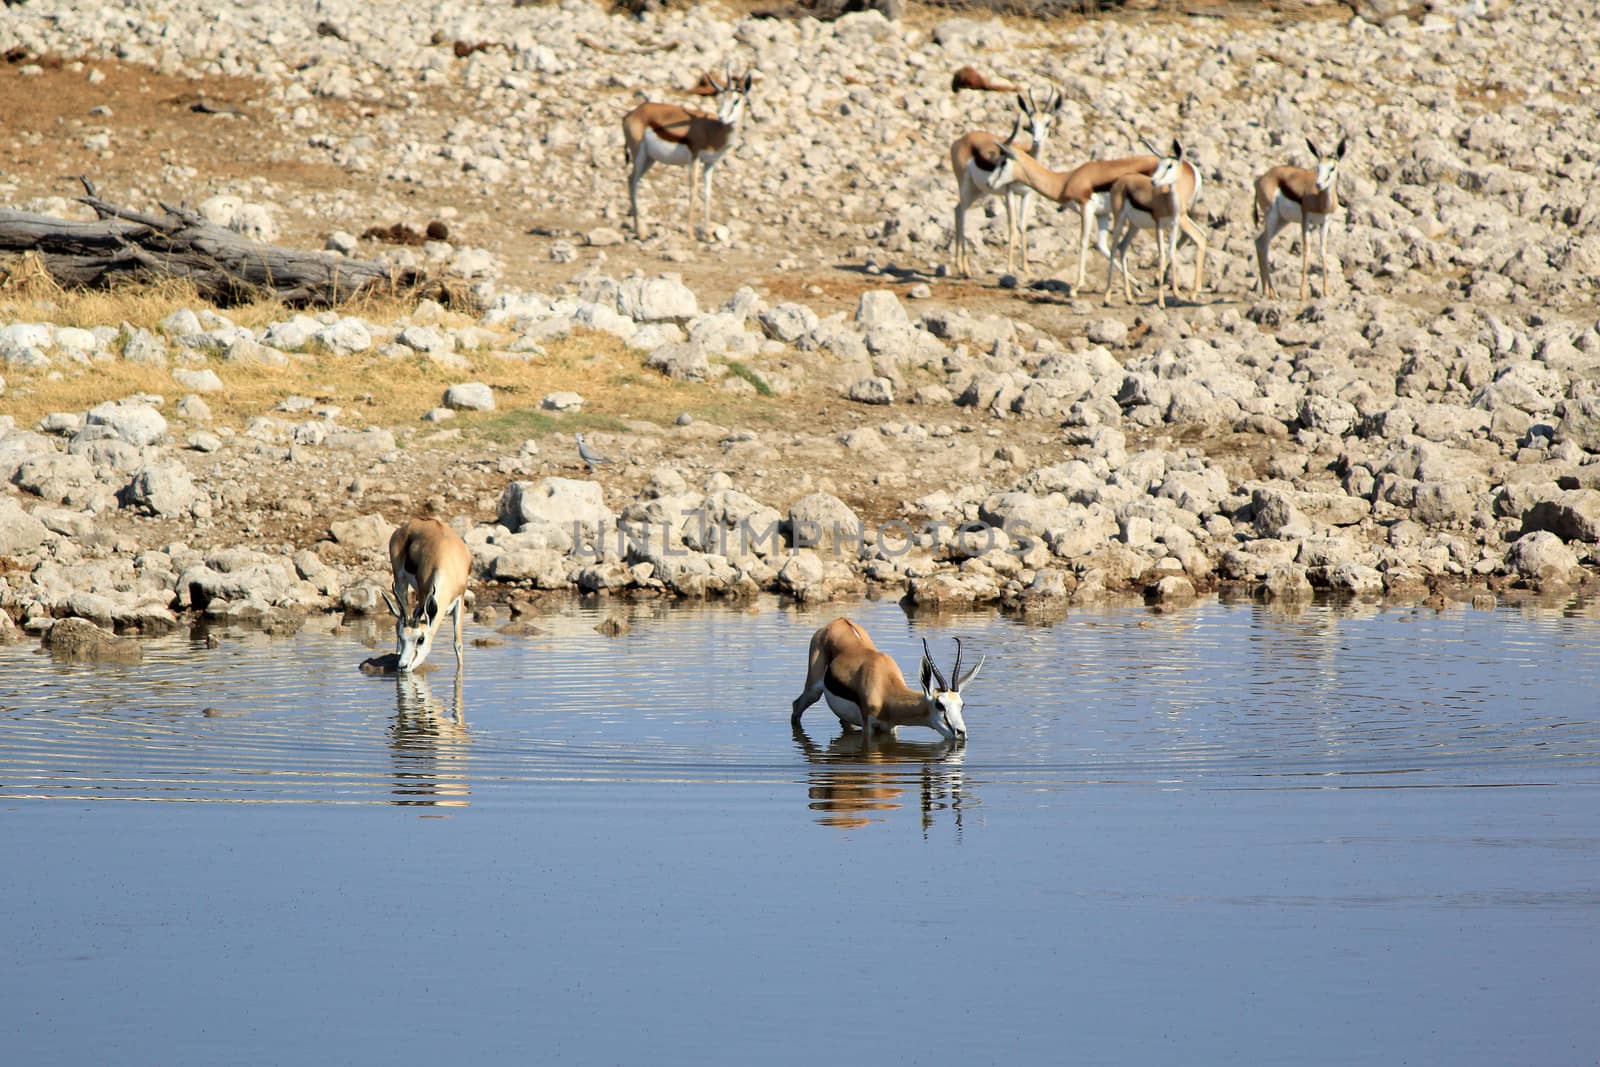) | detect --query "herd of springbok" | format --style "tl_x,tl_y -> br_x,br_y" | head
621,66 -> 1349,306
374,66 -> 1355,737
